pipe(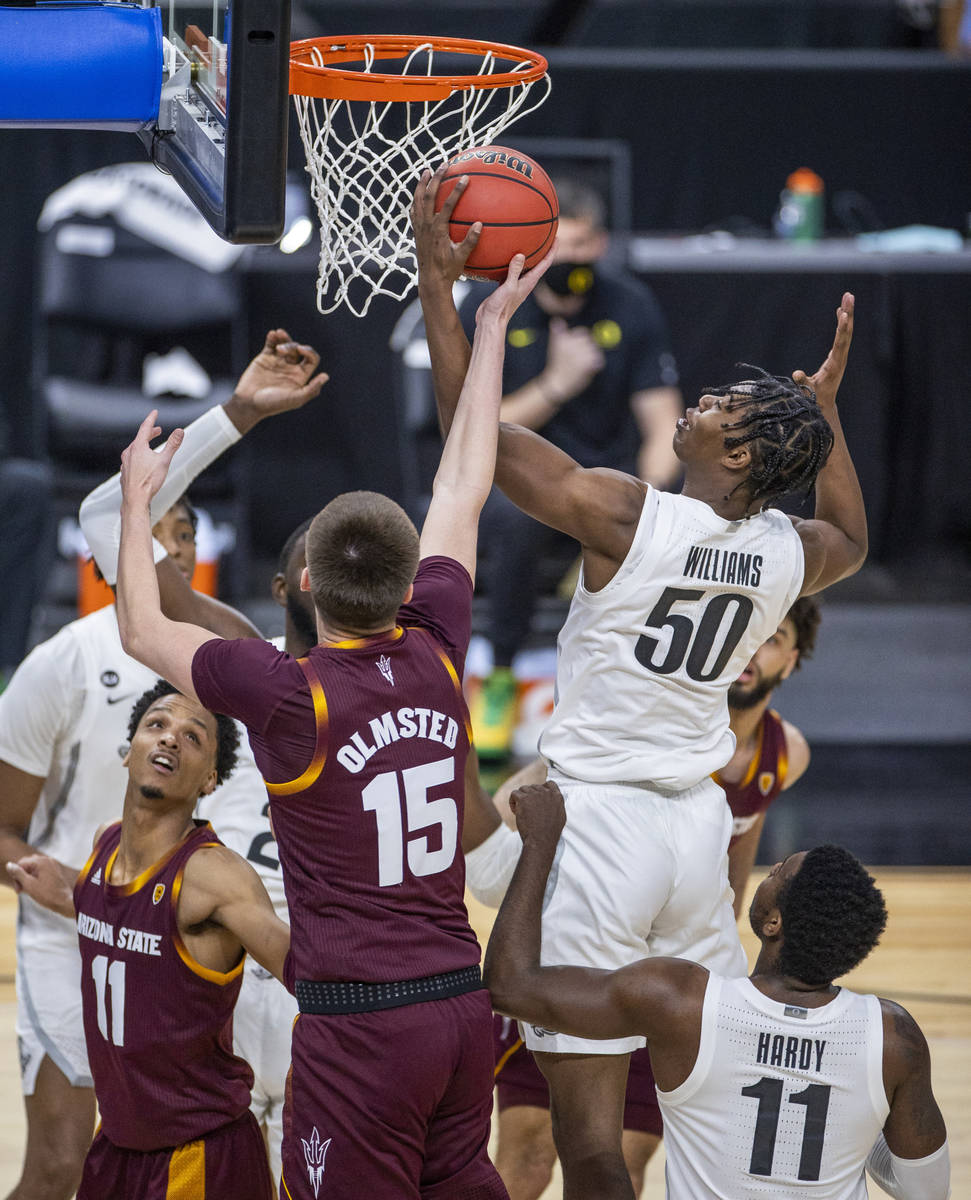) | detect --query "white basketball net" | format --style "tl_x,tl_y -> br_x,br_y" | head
291,42 -> 552,317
